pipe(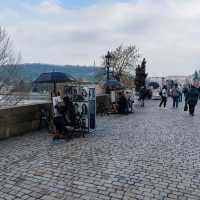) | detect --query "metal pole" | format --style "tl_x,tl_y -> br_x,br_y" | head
107,66 -> 109,81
